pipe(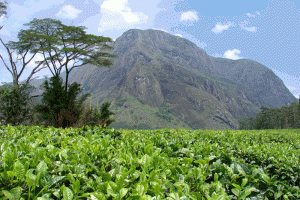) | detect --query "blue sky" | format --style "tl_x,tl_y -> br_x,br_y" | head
0,0 -> 299,99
